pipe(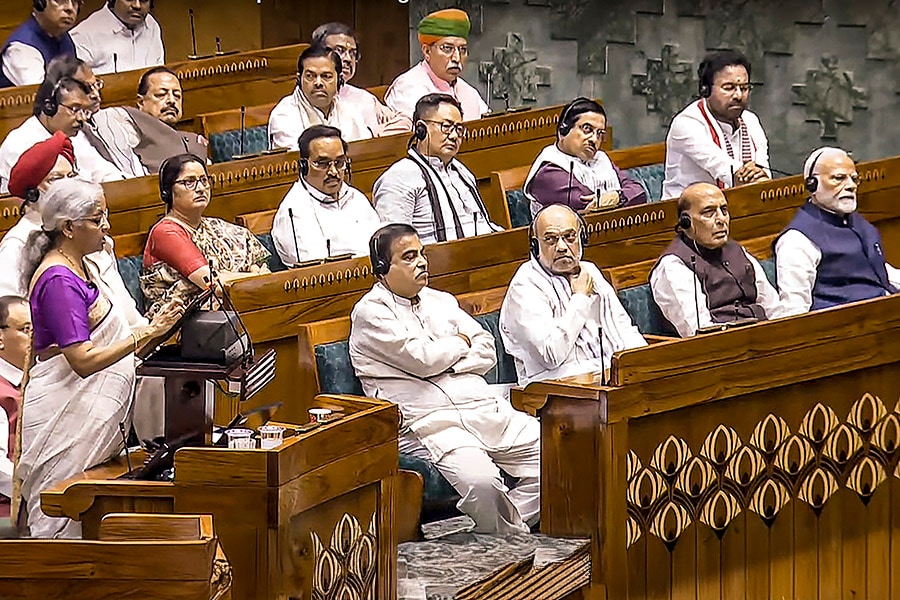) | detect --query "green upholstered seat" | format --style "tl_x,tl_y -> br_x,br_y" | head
472,311 -> 518,385
625,163 -> 665,202
760,257 -> 776,287
254,233 -> 288,272
208,126 -> 269,163
505,189 -> 532,229
116,255 -> 145,315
